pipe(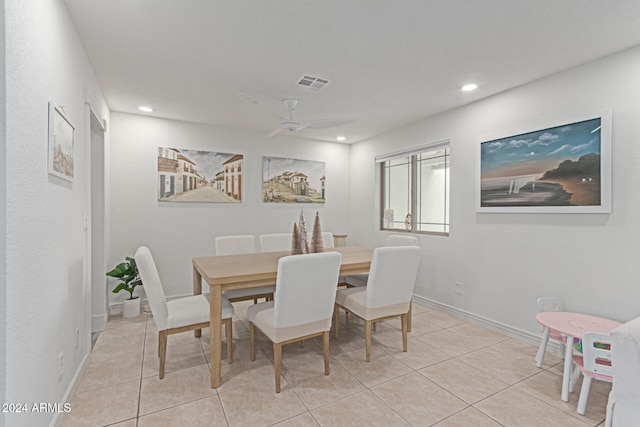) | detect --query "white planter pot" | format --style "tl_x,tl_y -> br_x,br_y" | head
122,297 -> 141,318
